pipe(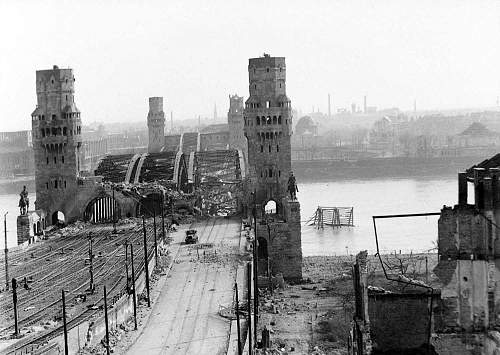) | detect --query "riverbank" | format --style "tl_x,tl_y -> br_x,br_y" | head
257,253 -> 438,354
292,155 -> 481,182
